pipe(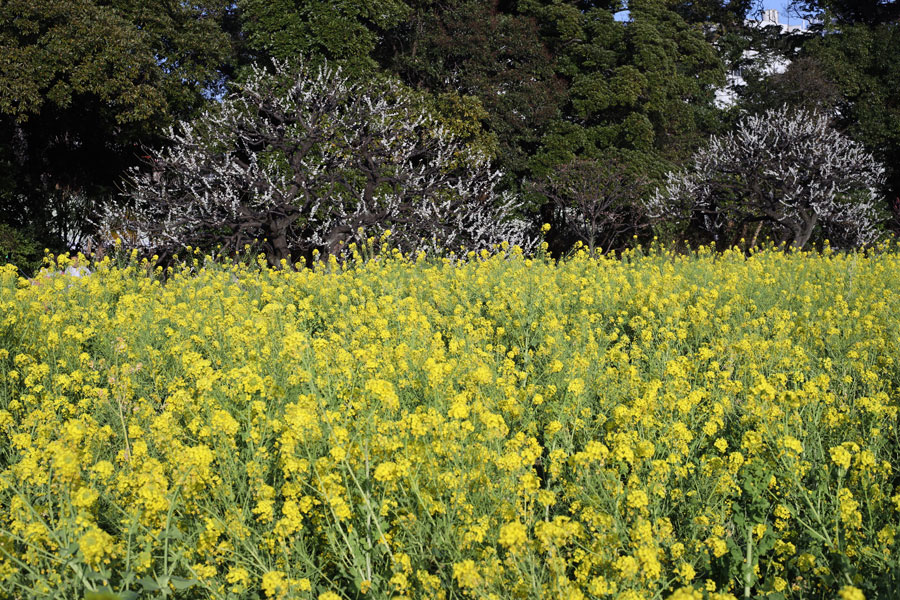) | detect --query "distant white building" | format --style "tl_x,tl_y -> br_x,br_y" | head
715,9 -> 810,108
757,9 -> 809,34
